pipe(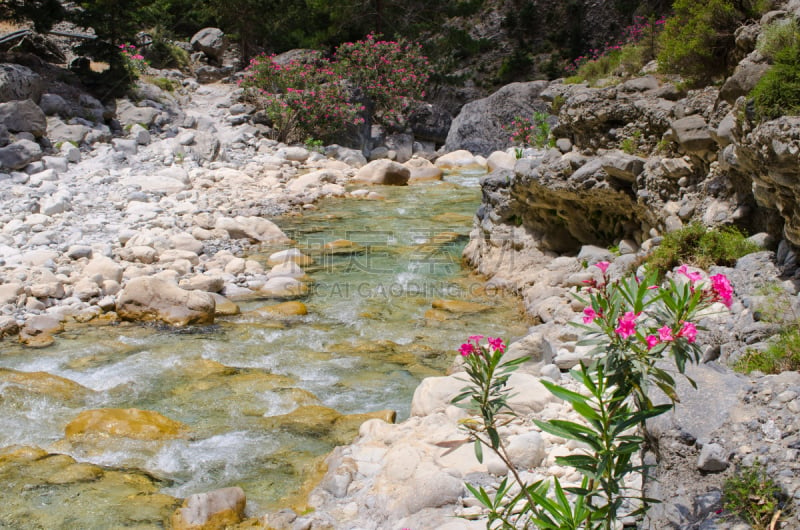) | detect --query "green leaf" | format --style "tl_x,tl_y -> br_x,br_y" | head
488,427 -> 500,449
540,380 -> 590,405
465,483 -> 491,508
473,438 -> 483,463
557,454 -> 600,472
612,403 -> 672,435
571,400 -> 602,423
534,419 -> 602,450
